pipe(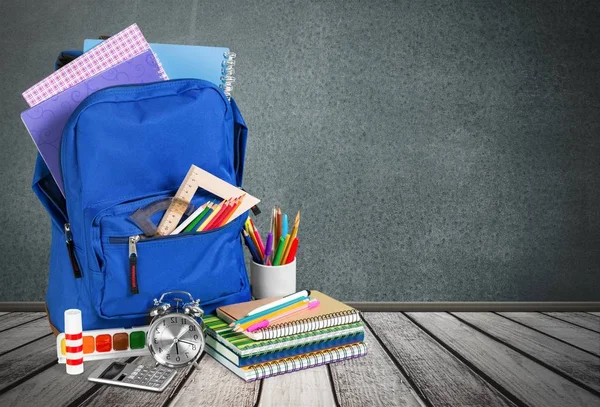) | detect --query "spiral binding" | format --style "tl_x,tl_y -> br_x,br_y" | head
219,52 -> 236,99
153,51 -> 169,81
254,309 -> 361,340
248,342 -> 367,381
